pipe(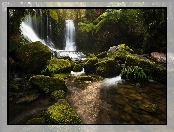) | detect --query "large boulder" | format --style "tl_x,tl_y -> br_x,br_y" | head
15,41 -> 52,73
125,54 -> 156,77
45,99 -> 81,124
84,57 -> 98,74
29,75 -> 68,93
41,57 -> 72,75
96,58 -> 121,78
